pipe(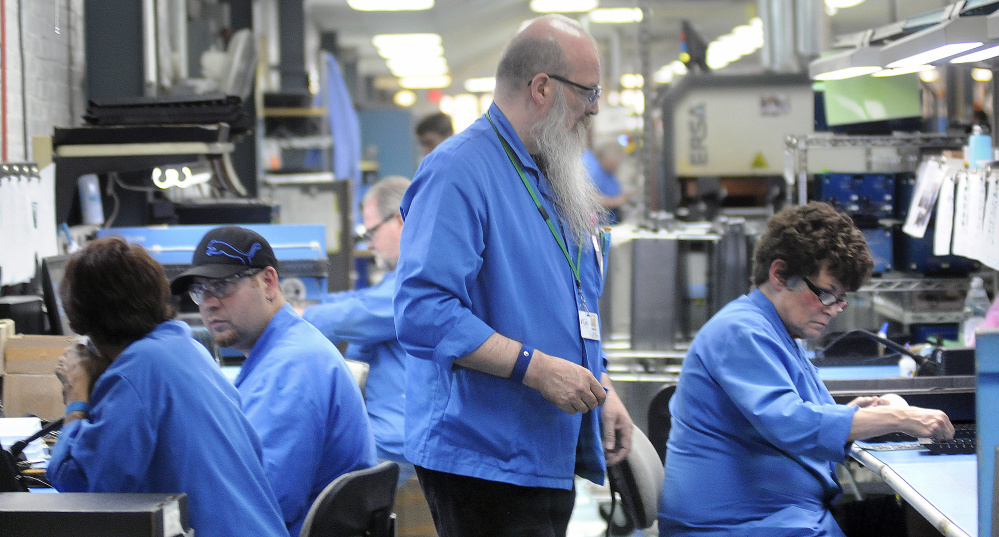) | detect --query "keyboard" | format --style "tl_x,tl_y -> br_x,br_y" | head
919,423 -> 977,455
